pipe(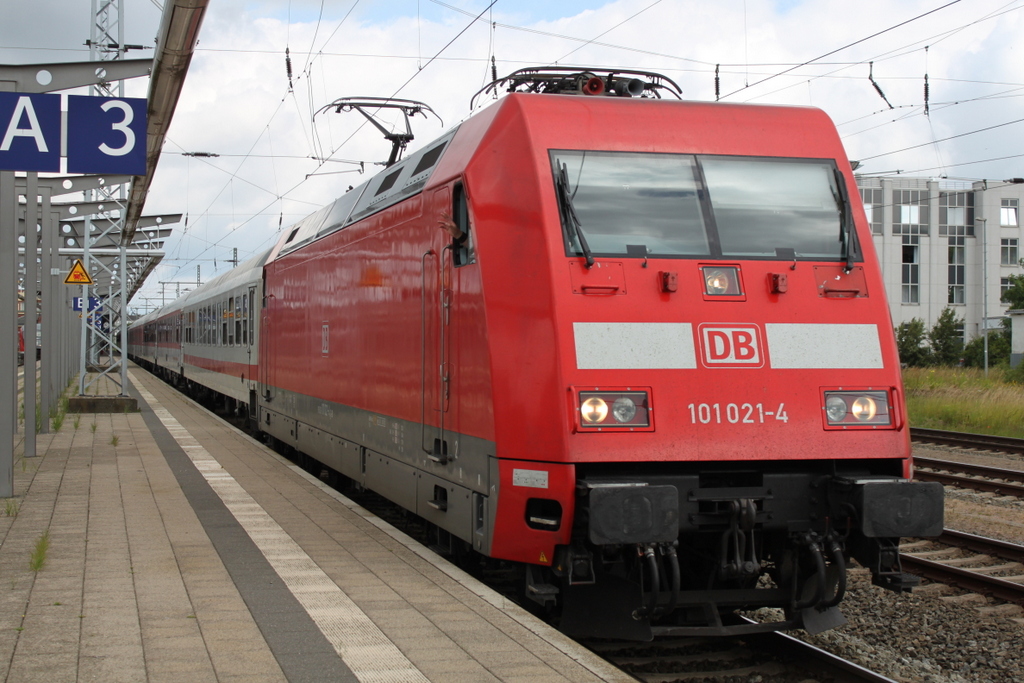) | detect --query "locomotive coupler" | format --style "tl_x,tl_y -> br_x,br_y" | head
718,498 -> 760,580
